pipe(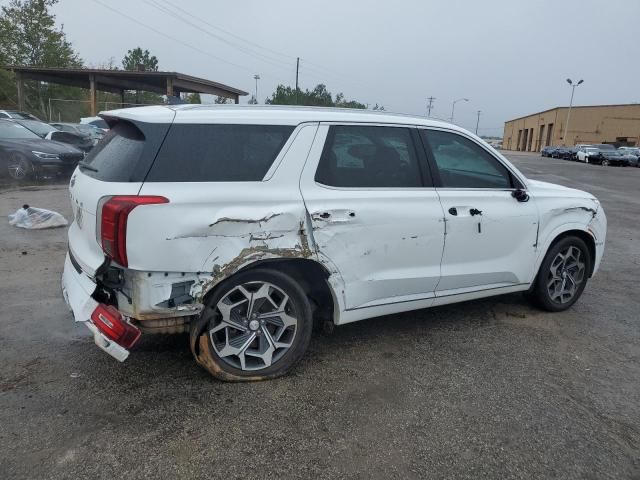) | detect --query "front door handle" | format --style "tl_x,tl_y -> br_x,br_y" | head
470,208 -> 483,216
448,207 -> 458,216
